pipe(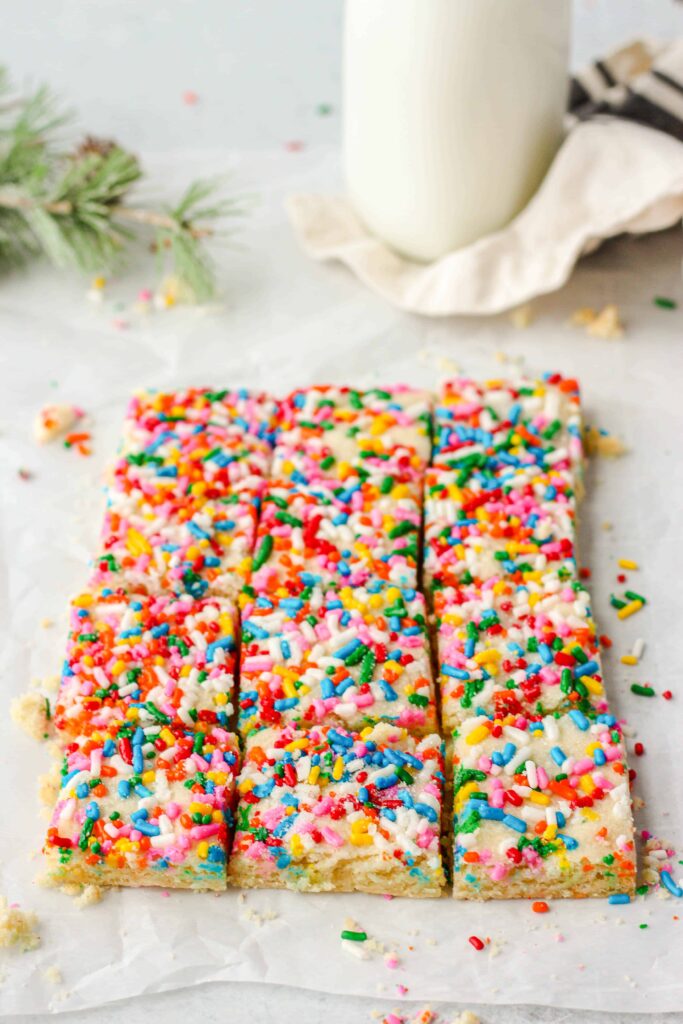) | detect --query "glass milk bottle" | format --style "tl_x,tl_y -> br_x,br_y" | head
343,0 -> 571,262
